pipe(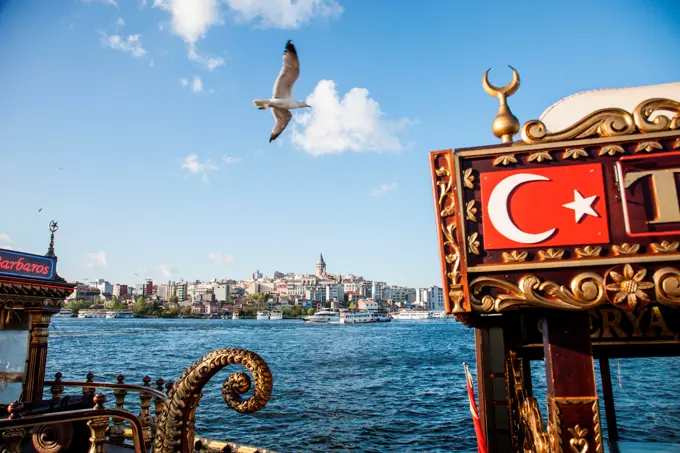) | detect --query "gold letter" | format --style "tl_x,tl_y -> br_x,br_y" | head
624,310 -> 645,337
589,310 -> 601,338
601,309 -> 627,338
646,306 -> 673,338
624,169 -> 680,224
